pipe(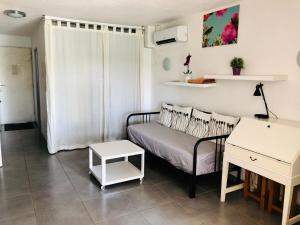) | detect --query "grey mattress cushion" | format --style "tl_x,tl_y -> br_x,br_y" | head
128,122 -> 217,175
